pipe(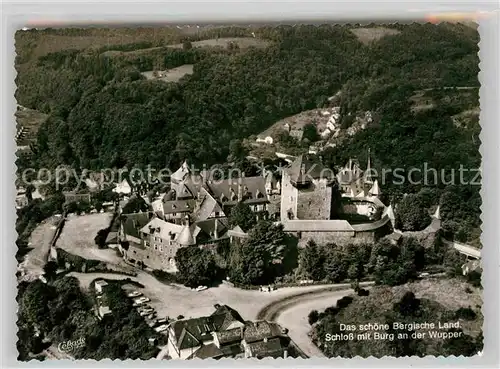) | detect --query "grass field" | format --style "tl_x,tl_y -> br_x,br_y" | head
258,108 -> 331,139
15,106 -> 48,147
141,64 -> 194,83
167,37 -> 270,50
16,26 -> 270,64
350,27 -> 401,45
103,37 -> 271,57
15,28 -> 183,63
55,213 -> 133,273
